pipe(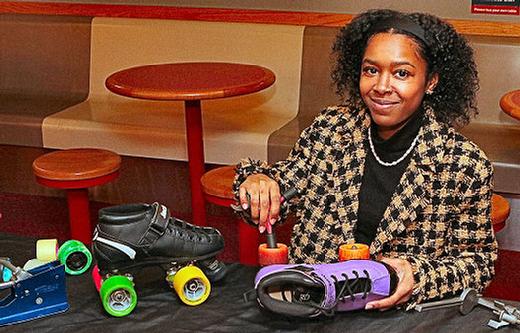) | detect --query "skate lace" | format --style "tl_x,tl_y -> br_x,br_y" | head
167,218 -> 212,242
301,269 -> 371,317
